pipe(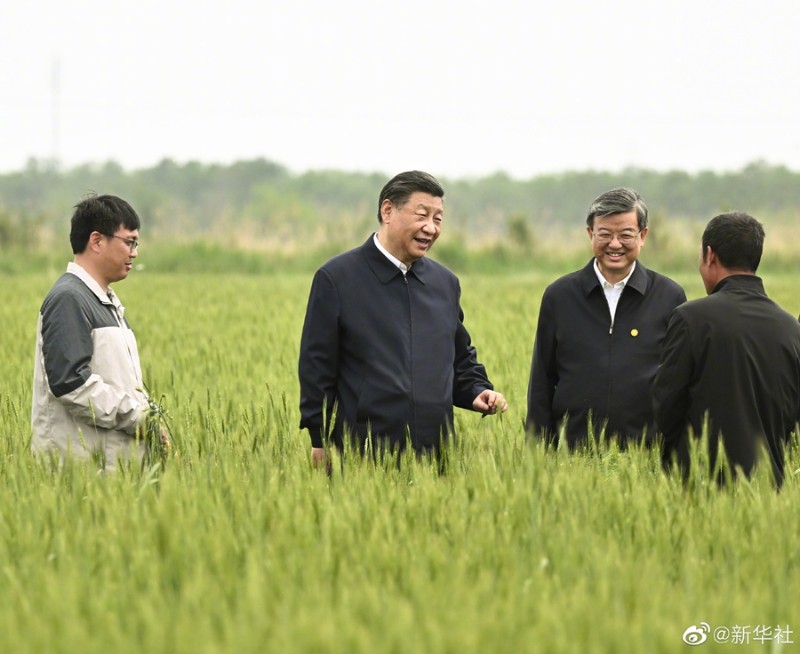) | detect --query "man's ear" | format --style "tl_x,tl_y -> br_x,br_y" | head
88,231 -> 105,253
379,199 -> 394,224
